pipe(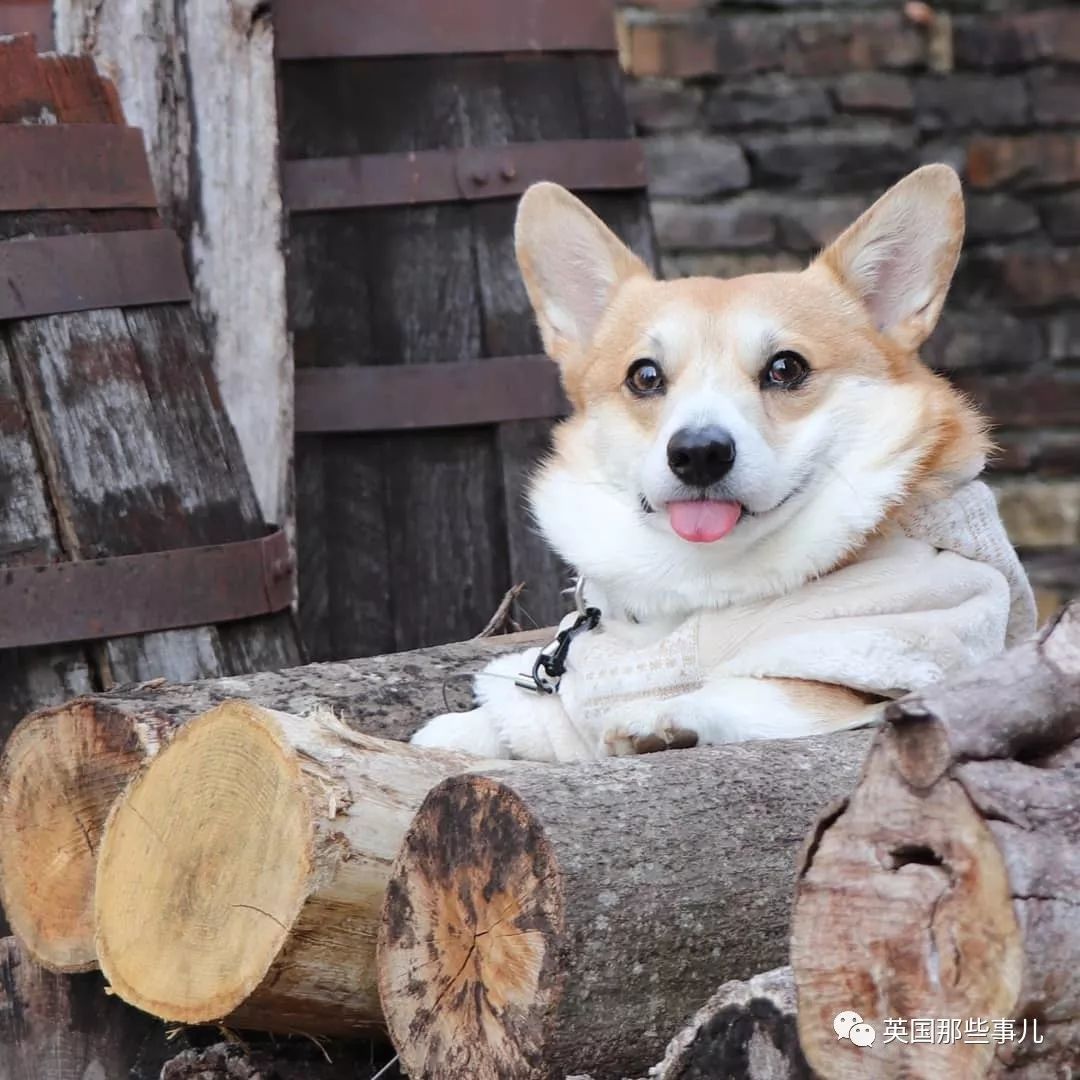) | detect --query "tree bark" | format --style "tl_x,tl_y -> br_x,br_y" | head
156,1041 -> 398,1080
376,731 -> 872,1080
792,602 -> 1080,1079
0,630 -> 541,973
644,966 -> 811,1080
93,701 -> 496,1036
